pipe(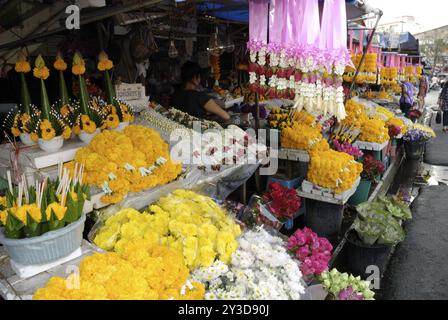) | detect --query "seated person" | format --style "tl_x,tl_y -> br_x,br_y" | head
172,61 -> 230,121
